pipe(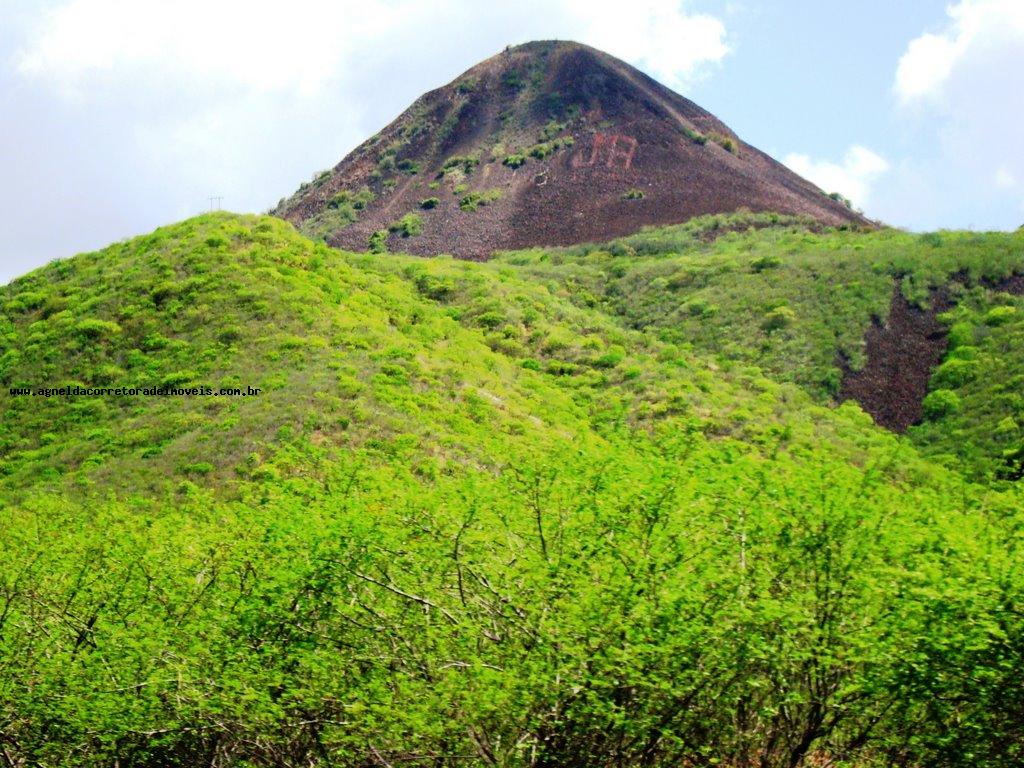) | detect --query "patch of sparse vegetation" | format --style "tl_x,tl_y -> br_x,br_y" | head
682,126 -> 709,145
440,154 -> 479,177
829,191 -> 854,209
538,120 -> 568,141
527,135 -> 574,160
397,158 -> 421,175
368,228 -> 388,253
621,188 -> 645,201
709,132 -> 738,154
298,187 -> 376,241
389,213 -> 423,237
501,70 -> 525,90
459,188 -> 503,212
